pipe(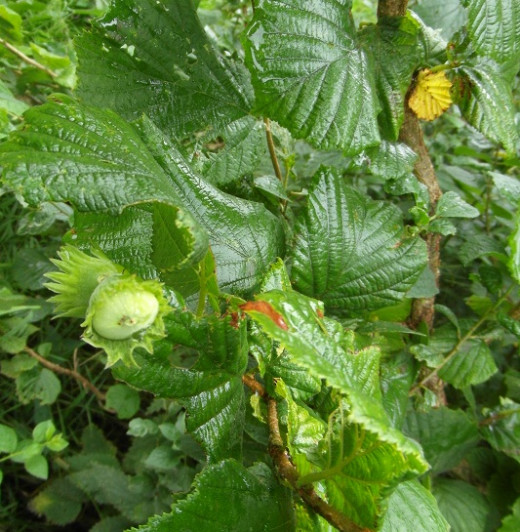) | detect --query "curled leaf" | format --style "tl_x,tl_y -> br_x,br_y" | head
409,69 -> 452,121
